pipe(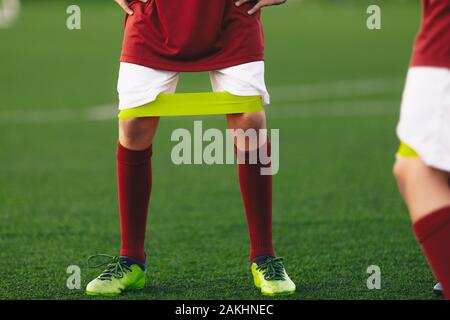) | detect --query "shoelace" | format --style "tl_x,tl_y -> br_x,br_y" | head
256,257 -> 286,281
87,254 -> 132,281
